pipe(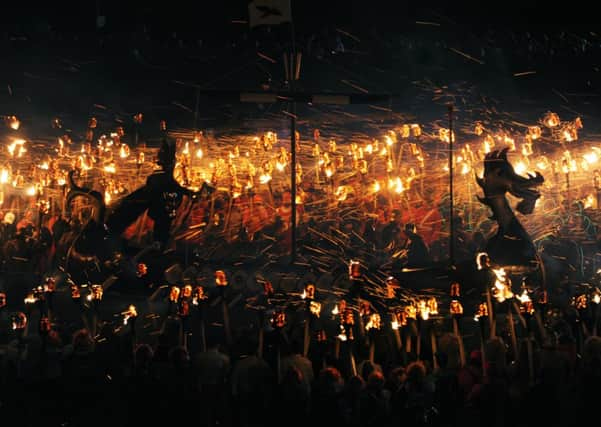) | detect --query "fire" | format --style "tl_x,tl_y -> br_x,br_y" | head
504,136 -> 516,151
103,163 -> 116,174
574,294 -> 587,310
583,150 -> 599,165
427,297 -> 438,315
365,313 -> 381,330
418,300 -> 430,321
6,115 -> 20,130
513,161 -> 527,176
7,139 -> 26,157
349,260 -> 361,279
335,186 -> 348,201
516,288 -> 531,304
259,173 -> 272,184
439,128 -> 453,143
535,156 -> 550,170
123,305 -> 137,325
483,135 -> 494,154
275,160 -> 286,172
388,177 -> 404,194
474,303 -> 488,321
310,301 -> 321,317
460,162 -> 471,175
24,293 -> 37,304
518,289 -> 534,315
119,144 -> 130,158
450,300 -> 463,315
195,148 -> 203,159
528,126 -> 542,140
0,168 -> 9,184
411,124 -> 422,137
562,127 -> 578,142
492,267 -> 513,303
372,181 -> 381,193
544,112 -> 560,128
